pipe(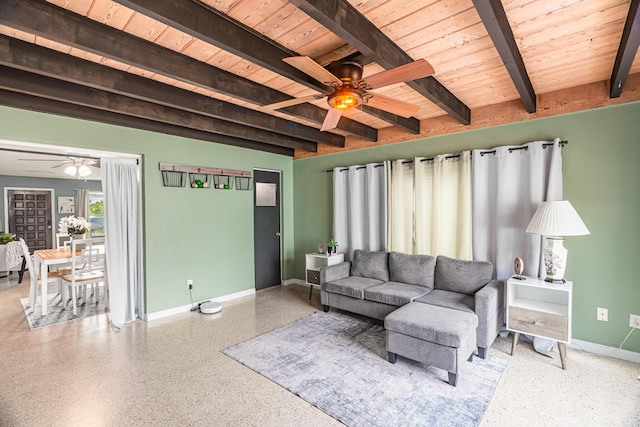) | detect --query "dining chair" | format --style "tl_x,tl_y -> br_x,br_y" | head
19,238 -> 64,313
61,238 -> 107,315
